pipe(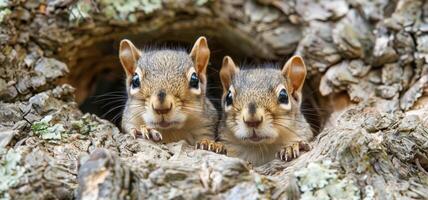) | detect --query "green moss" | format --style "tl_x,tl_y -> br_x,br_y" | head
0,148 -> 25,199
31,115 -> 65,140
294,160 -> 360,200
32,114 -> 97,140
30,121 -> 50,133
70,114 -> 97,135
